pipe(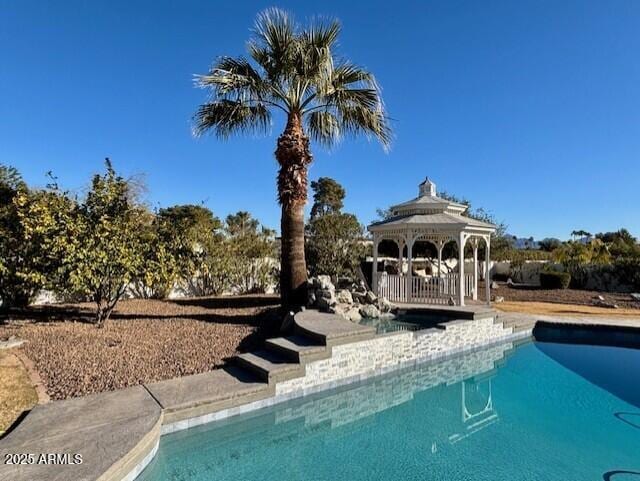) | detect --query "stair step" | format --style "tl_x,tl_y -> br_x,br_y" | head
233,350 -> 304,384
265,336 -> 330,363
513,324 -> 535,333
